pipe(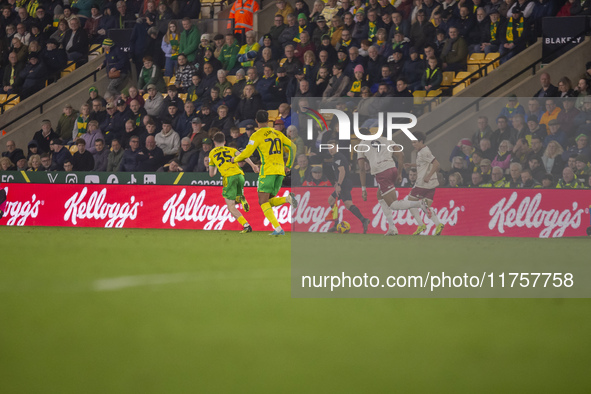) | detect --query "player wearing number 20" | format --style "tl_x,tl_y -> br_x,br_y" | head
209,132 -> 259,234
233,110 -> 298,236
